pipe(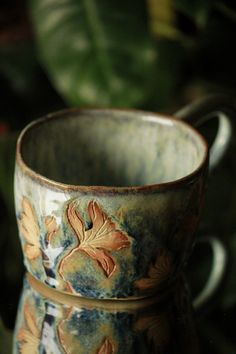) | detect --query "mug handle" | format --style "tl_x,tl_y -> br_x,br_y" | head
175,95 -> 232,310
175,94 -> 234,170
192,236 -> 227,310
